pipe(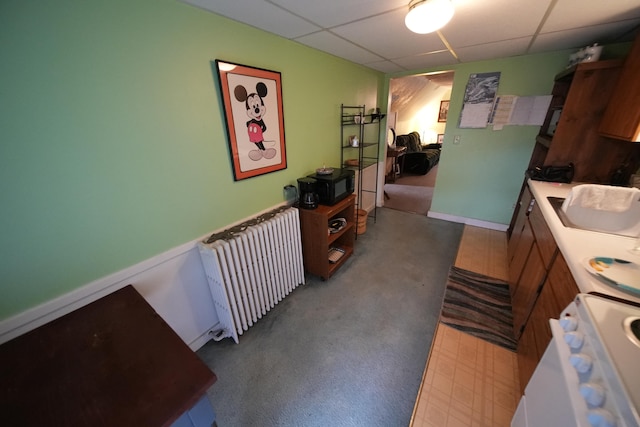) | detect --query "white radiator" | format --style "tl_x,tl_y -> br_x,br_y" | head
198,206 -> 305,343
